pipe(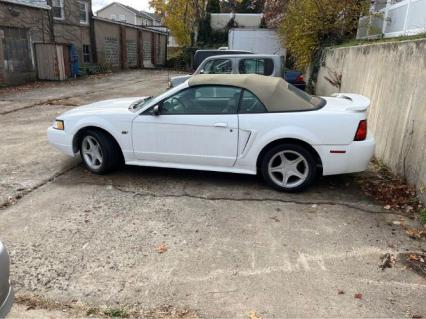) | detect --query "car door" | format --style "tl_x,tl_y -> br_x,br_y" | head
132,85 -> 241,167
